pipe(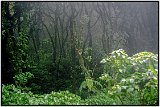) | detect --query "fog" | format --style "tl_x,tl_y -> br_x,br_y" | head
26,2 -> 158,55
